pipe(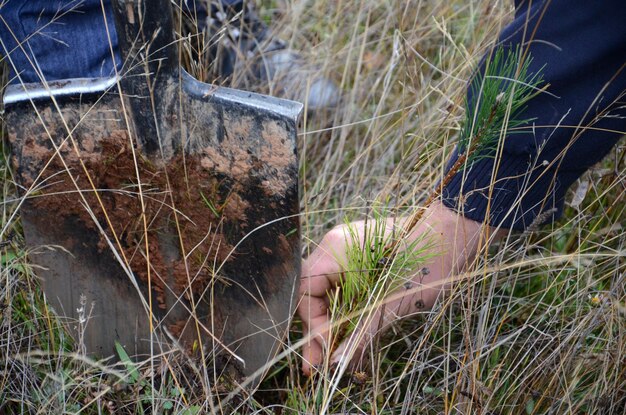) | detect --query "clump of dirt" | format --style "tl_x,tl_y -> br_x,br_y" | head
29,129 -> 246,310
